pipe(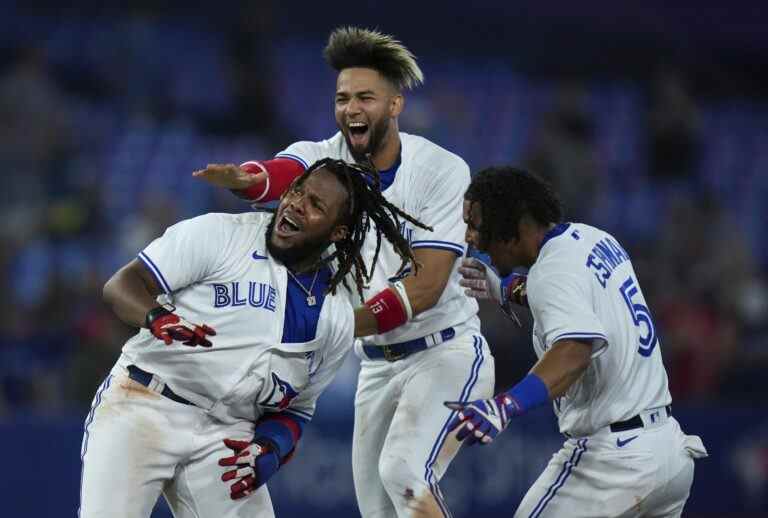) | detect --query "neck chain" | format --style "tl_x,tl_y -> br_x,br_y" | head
286,268 -> 320,306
